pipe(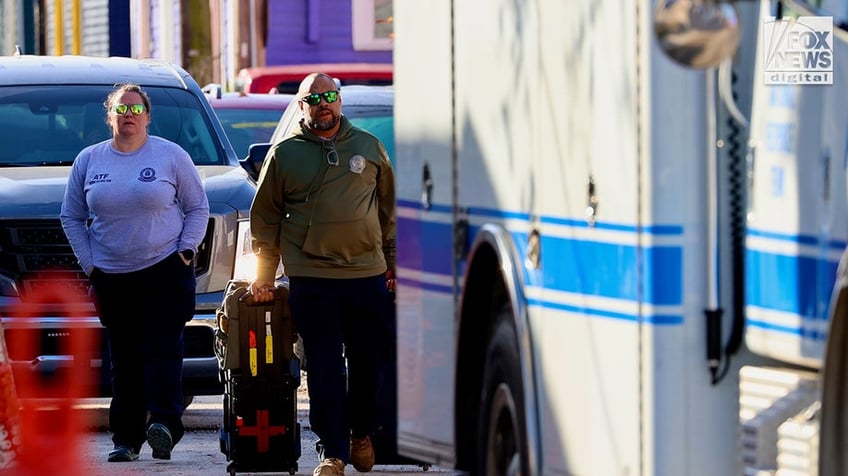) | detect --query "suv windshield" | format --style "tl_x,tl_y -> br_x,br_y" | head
346,106 -> 394,163
0,85 -> 227,166
215,107 -> 284,158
